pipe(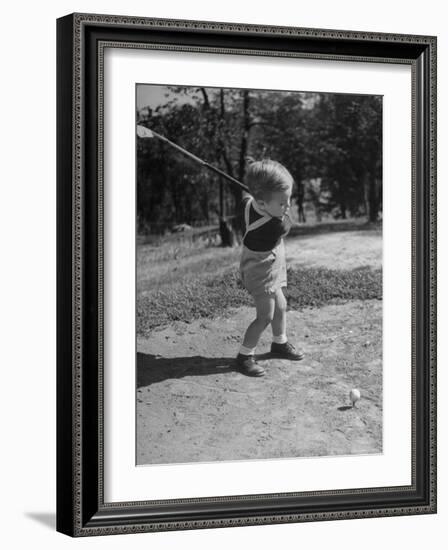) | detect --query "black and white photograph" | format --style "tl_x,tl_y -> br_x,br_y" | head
136,84 -> 383,465
1,0 -> 443,545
